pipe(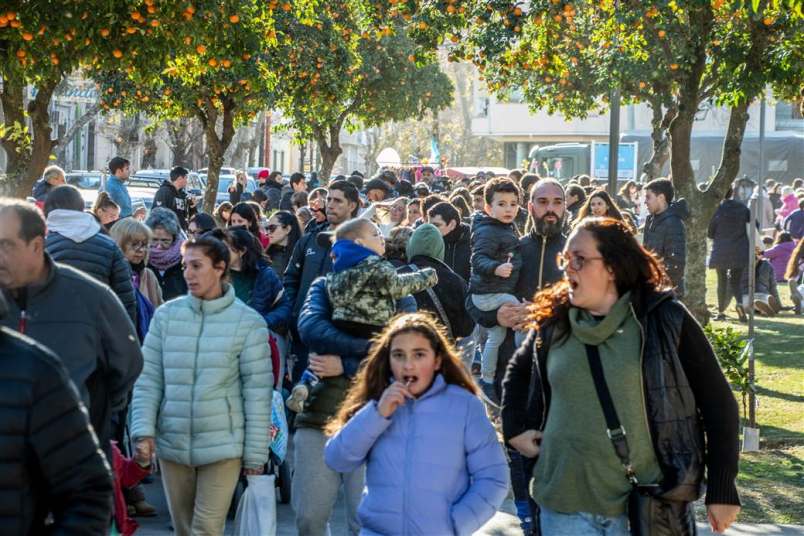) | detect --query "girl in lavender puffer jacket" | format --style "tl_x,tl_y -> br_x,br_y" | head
324,313 -> 509,536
